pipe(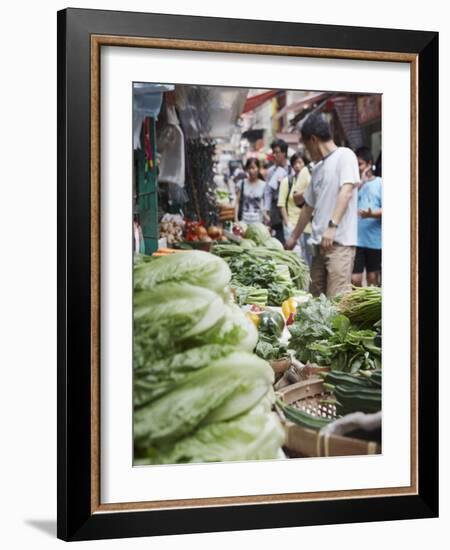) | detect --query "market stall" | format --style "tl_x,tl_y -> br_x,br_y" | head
132,84 -> 383,465
133,237 -> 382,464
